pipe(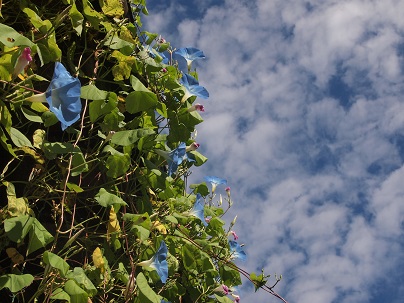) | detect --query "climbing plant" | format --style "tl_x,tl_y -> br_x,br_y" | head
0,1 -> 287,302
